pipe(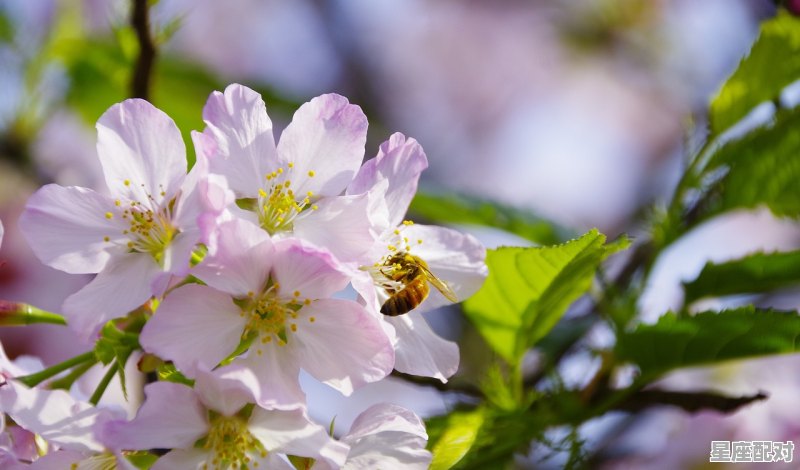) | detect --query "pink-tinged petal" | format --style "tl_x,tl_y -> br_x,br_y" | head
96,99 -> 186,205
248,407 -> 349,468
140,285 -> 245,374
341,433 -> 431,470
63,254 -> 160,340
350,270 -> 383,320
26,450 -> 87,470
347,133 -> 428,227
103,382 -> 208,450
0,449 -> 26,470
401,224 -> 488,311
292,299 -> 394,395
388,314 -> 459,382
345,403 -> 427,442
0,381 -> 111,453
151,449 -> 210,470
193,219 -> 273,296
292,193 -> 379,264
202,84 -> 278,197
277,94 -> 367,197
194,364 -> 259,417
271,239 -> 349,300
242,348 -> 306,410
160,230 -> 199,279
3,424 -> 37,461
254,453 -> 296,470
0,342 -> 42,379
173,141 -> 209,232
0,218 -> 3,250
19,184 -> 125,274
